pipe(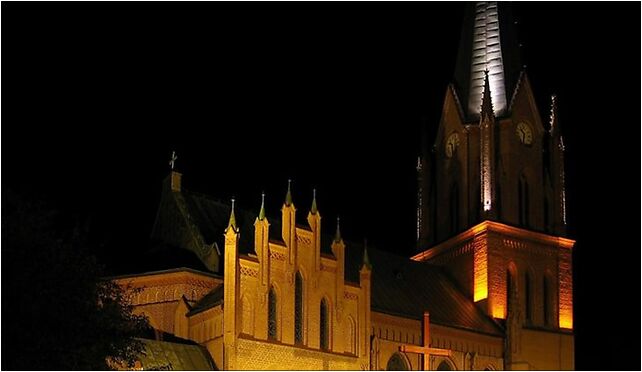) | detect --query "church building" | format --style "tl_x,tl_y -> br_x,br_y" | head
113,2 -> 575,370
